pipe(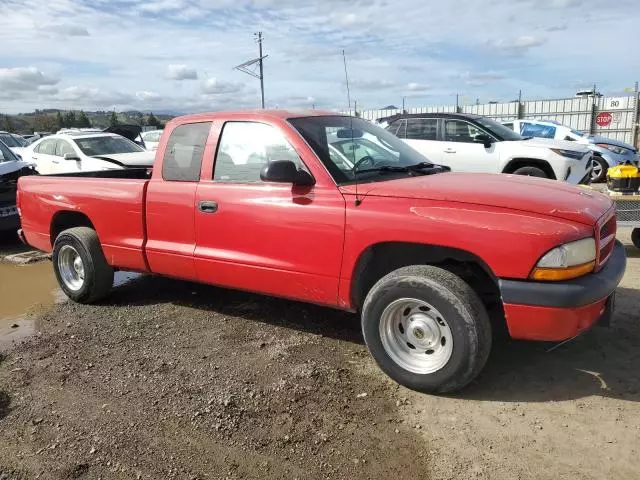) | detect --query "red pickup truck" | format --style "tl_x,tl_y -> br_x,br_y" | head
17,110 -> 626,393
